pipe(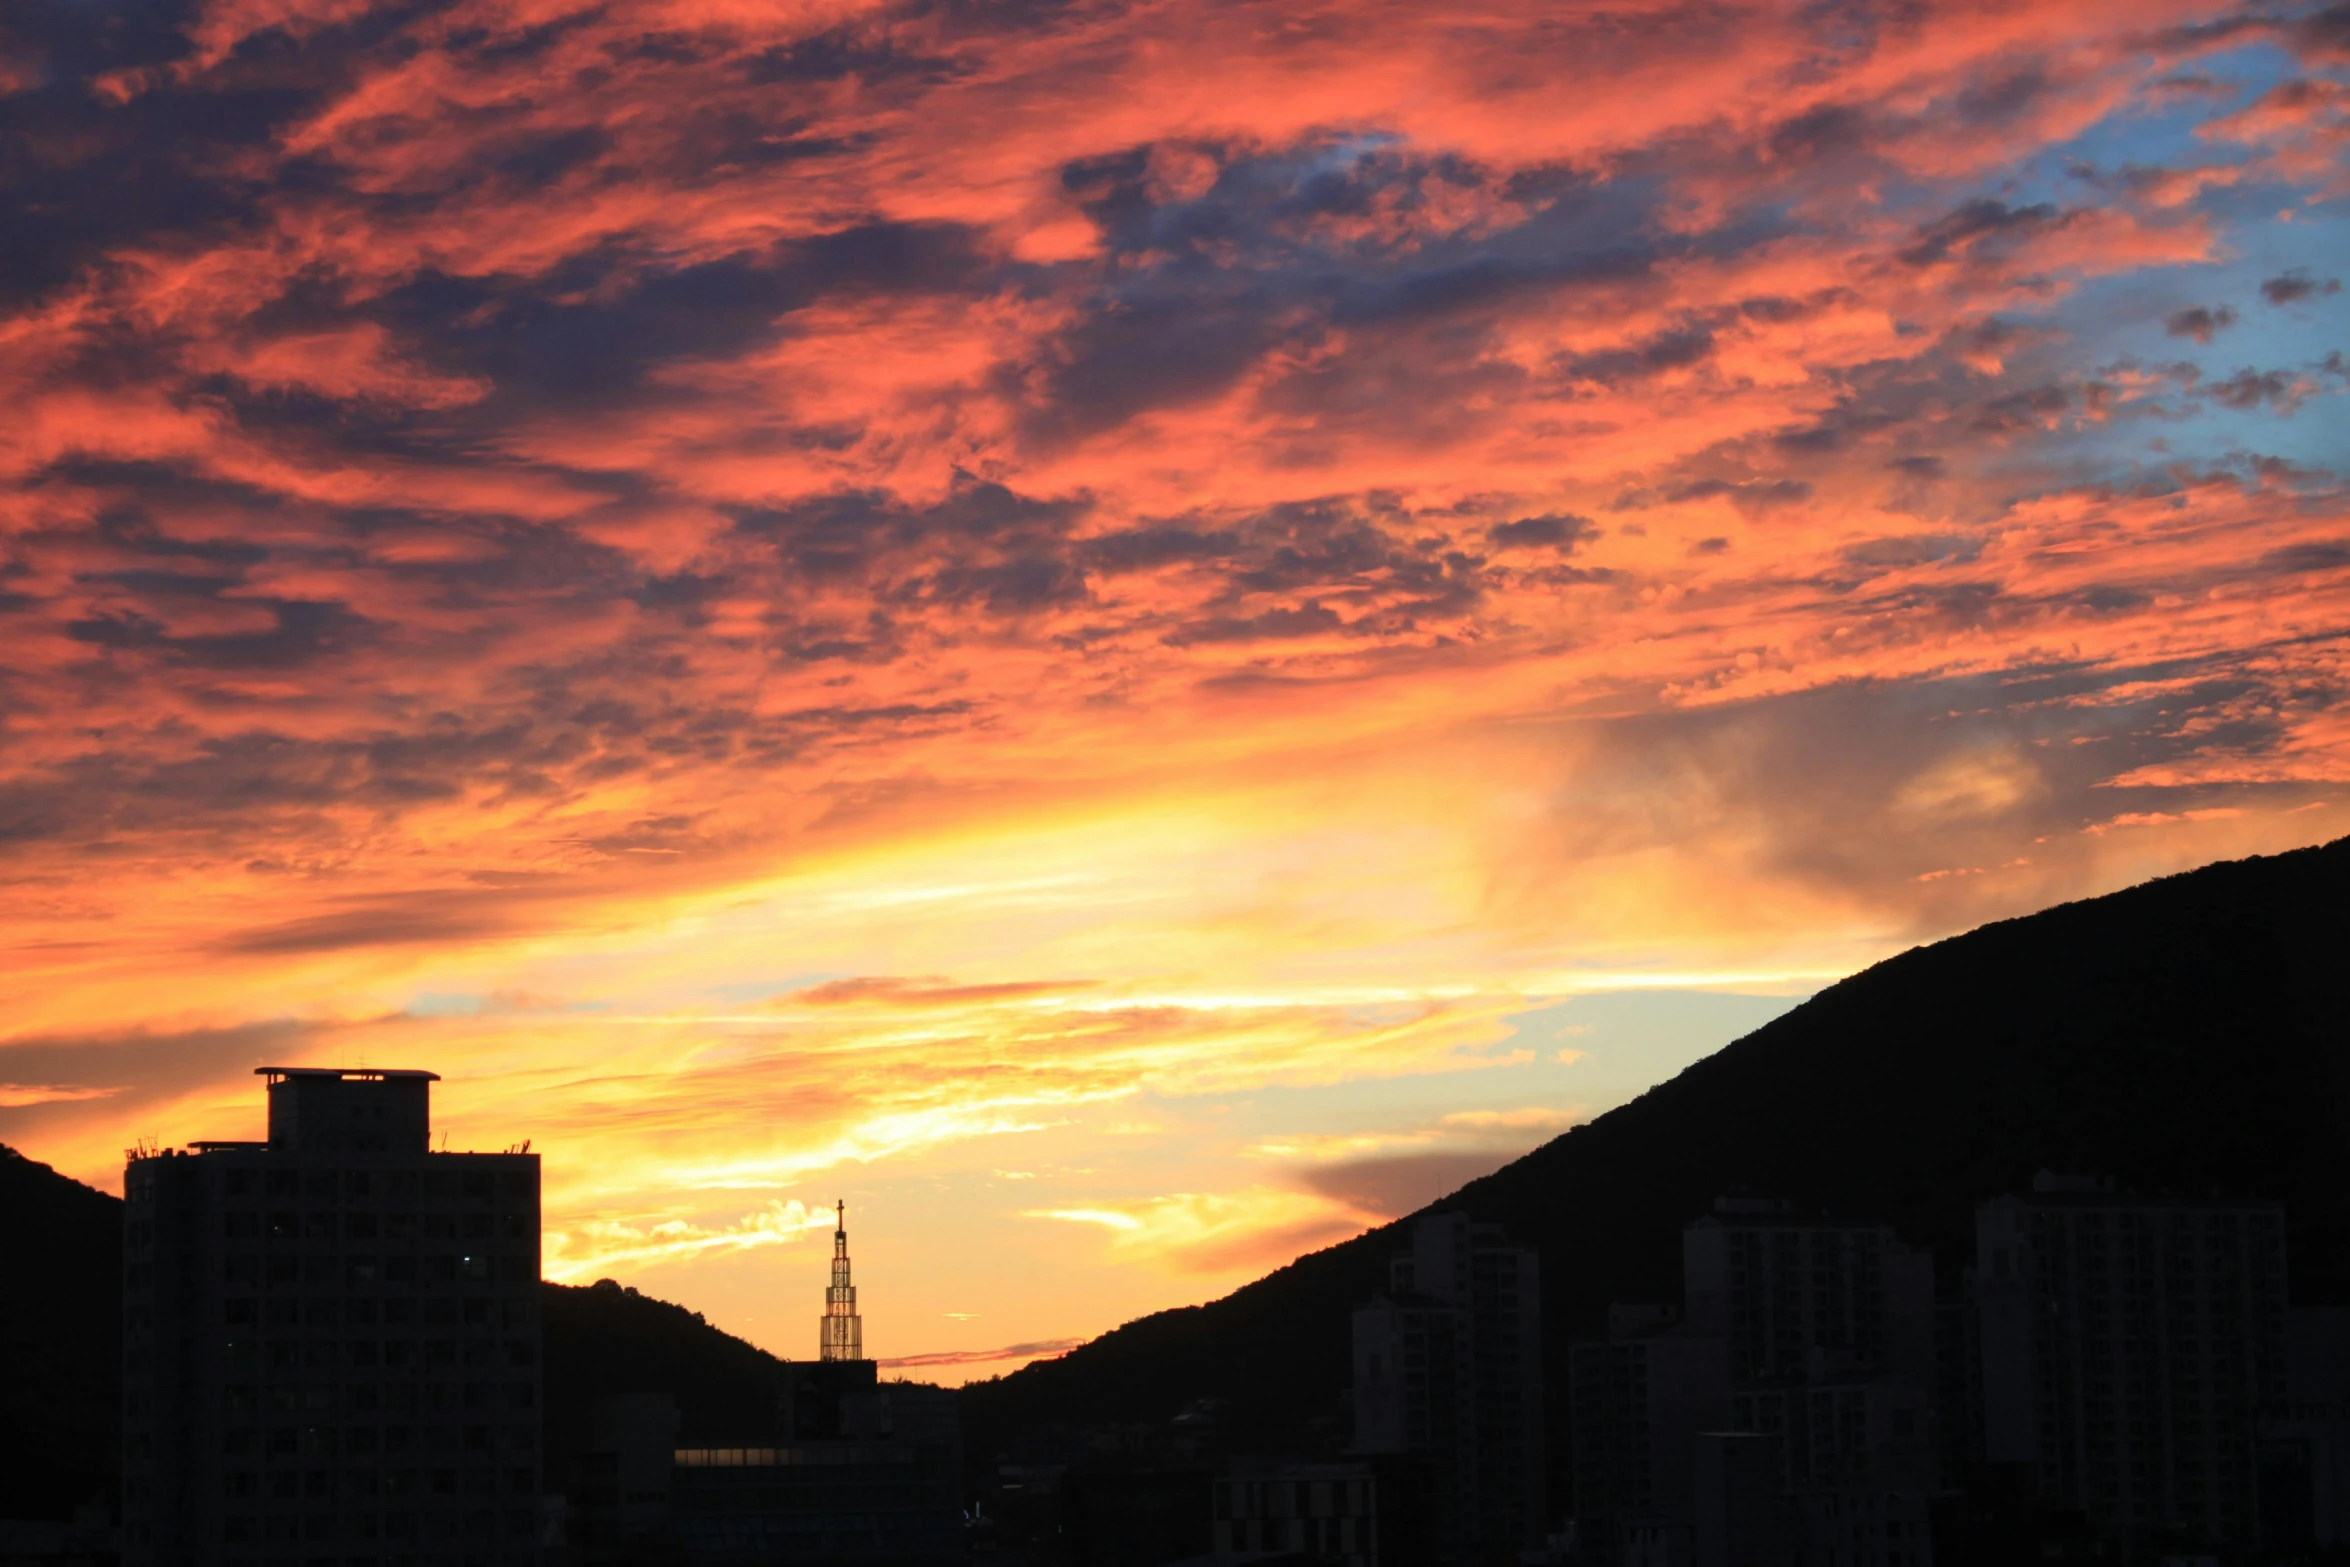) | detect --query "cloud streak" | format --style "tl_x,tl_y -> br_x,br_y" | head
0,0 -> 2345,1371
